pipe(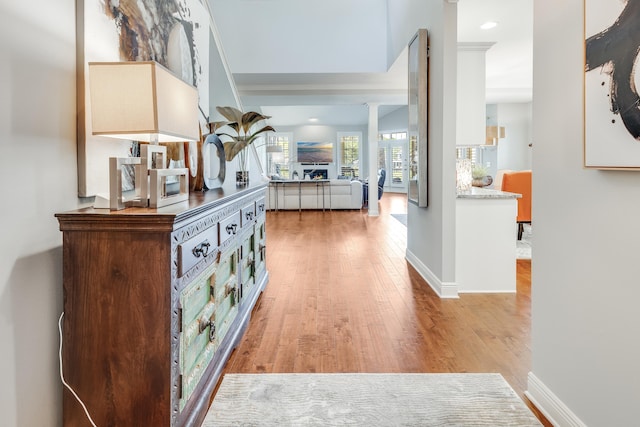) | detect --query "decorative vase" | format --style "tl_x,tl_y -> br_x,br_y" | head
456,159 -> 472,191
236,149 -> 249,186
236,171 -> 249,186
472,175 -> 493,187
187,127 -> 205,192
